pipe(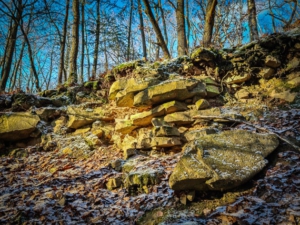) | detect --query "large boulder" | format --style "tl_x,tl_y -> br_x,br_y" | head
169,130 -> 279,191
133,78 -> 206,108
0,112 -> 40,141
